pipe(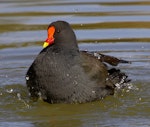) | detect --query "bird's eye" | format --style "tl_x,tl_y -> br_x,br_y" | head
57,29 -> 60,33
